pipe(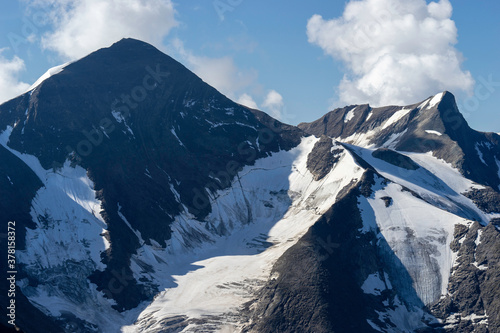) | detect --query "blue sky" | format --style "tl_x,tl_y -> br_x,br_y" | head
0,0 -> 498,132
